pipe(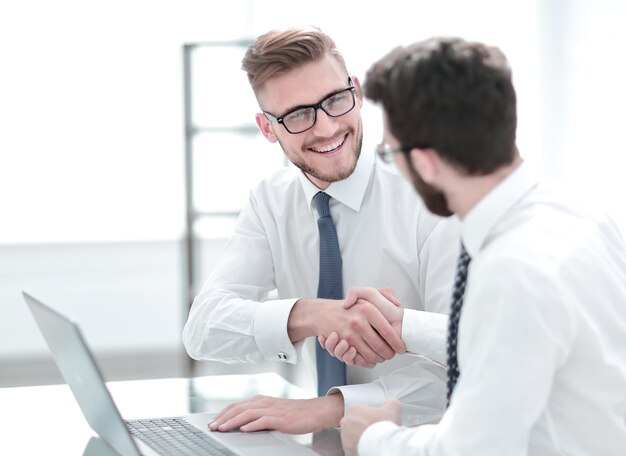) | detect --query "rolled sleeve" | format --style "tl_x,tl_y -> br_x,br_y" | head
253,298 -> 299,363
